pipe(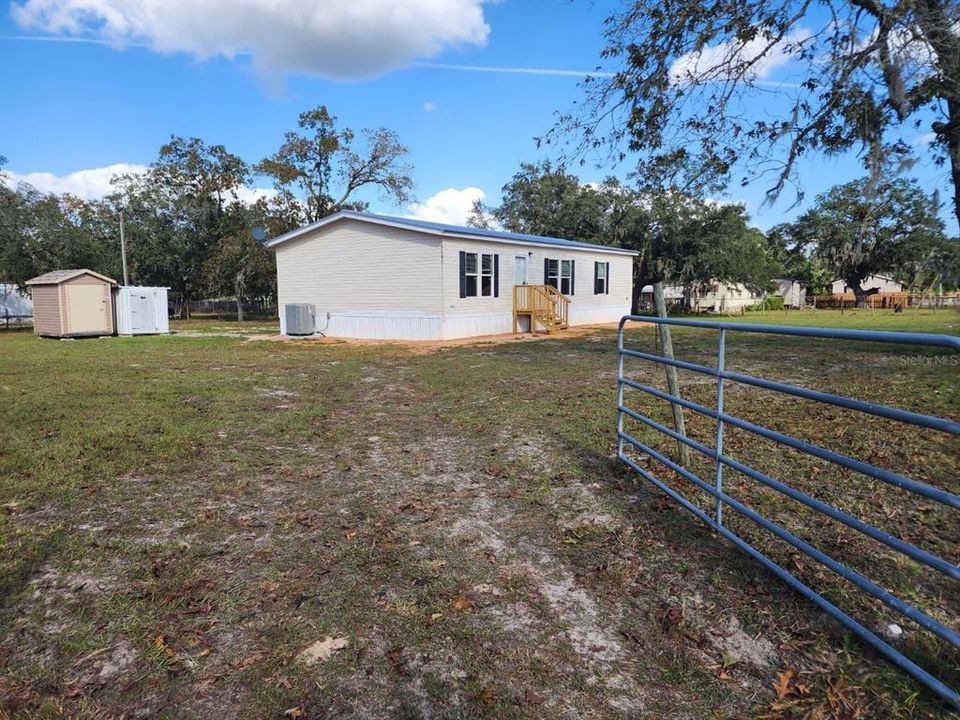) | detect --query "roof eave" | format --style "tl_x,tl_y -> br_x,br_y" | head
25,269 -> 117,286
267,211 -> 638,256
